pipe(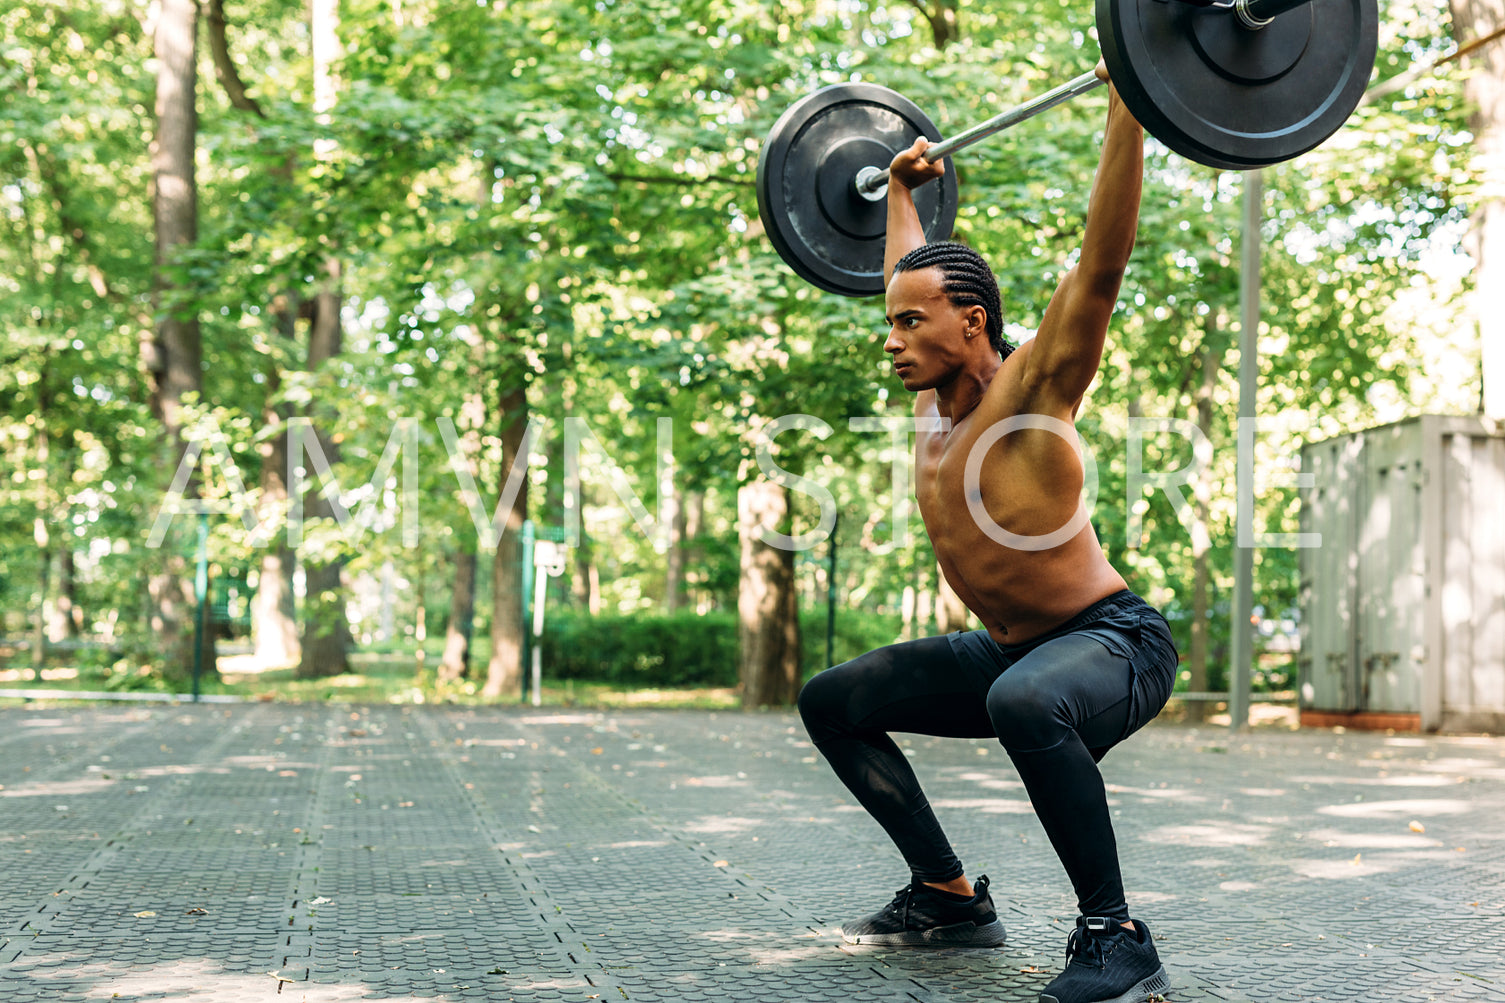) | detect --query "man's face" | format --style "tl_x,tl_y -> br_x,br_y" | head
883,267 -> 979,392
